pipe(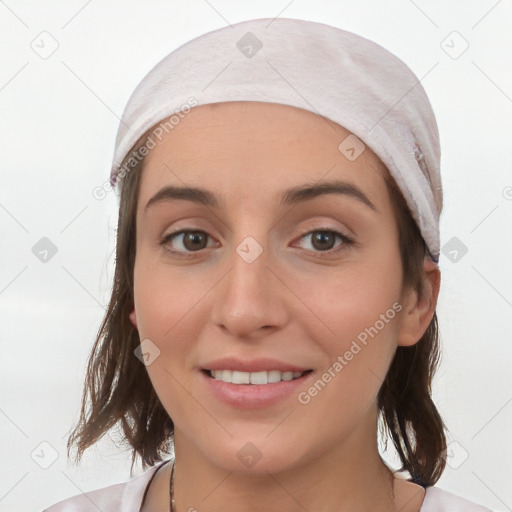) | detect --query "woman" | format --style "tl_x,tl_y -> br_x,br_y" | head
44,17 -> 495,512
